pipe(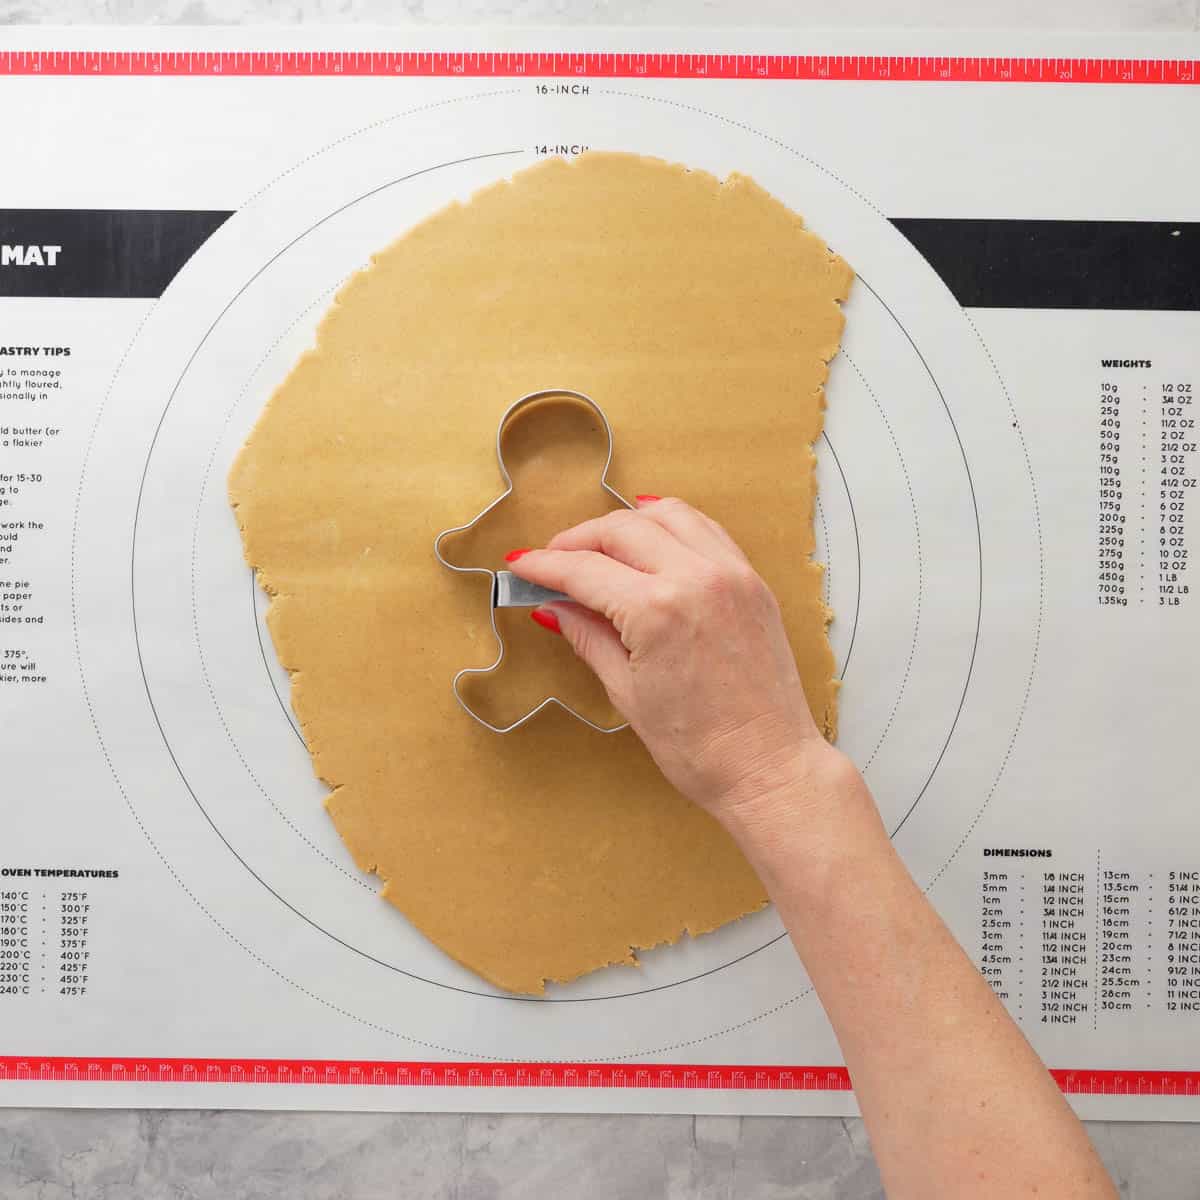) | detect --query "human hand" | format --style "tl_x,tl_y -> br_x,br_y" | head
507,497 -> 836,824
514,514 -> 1117,1200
